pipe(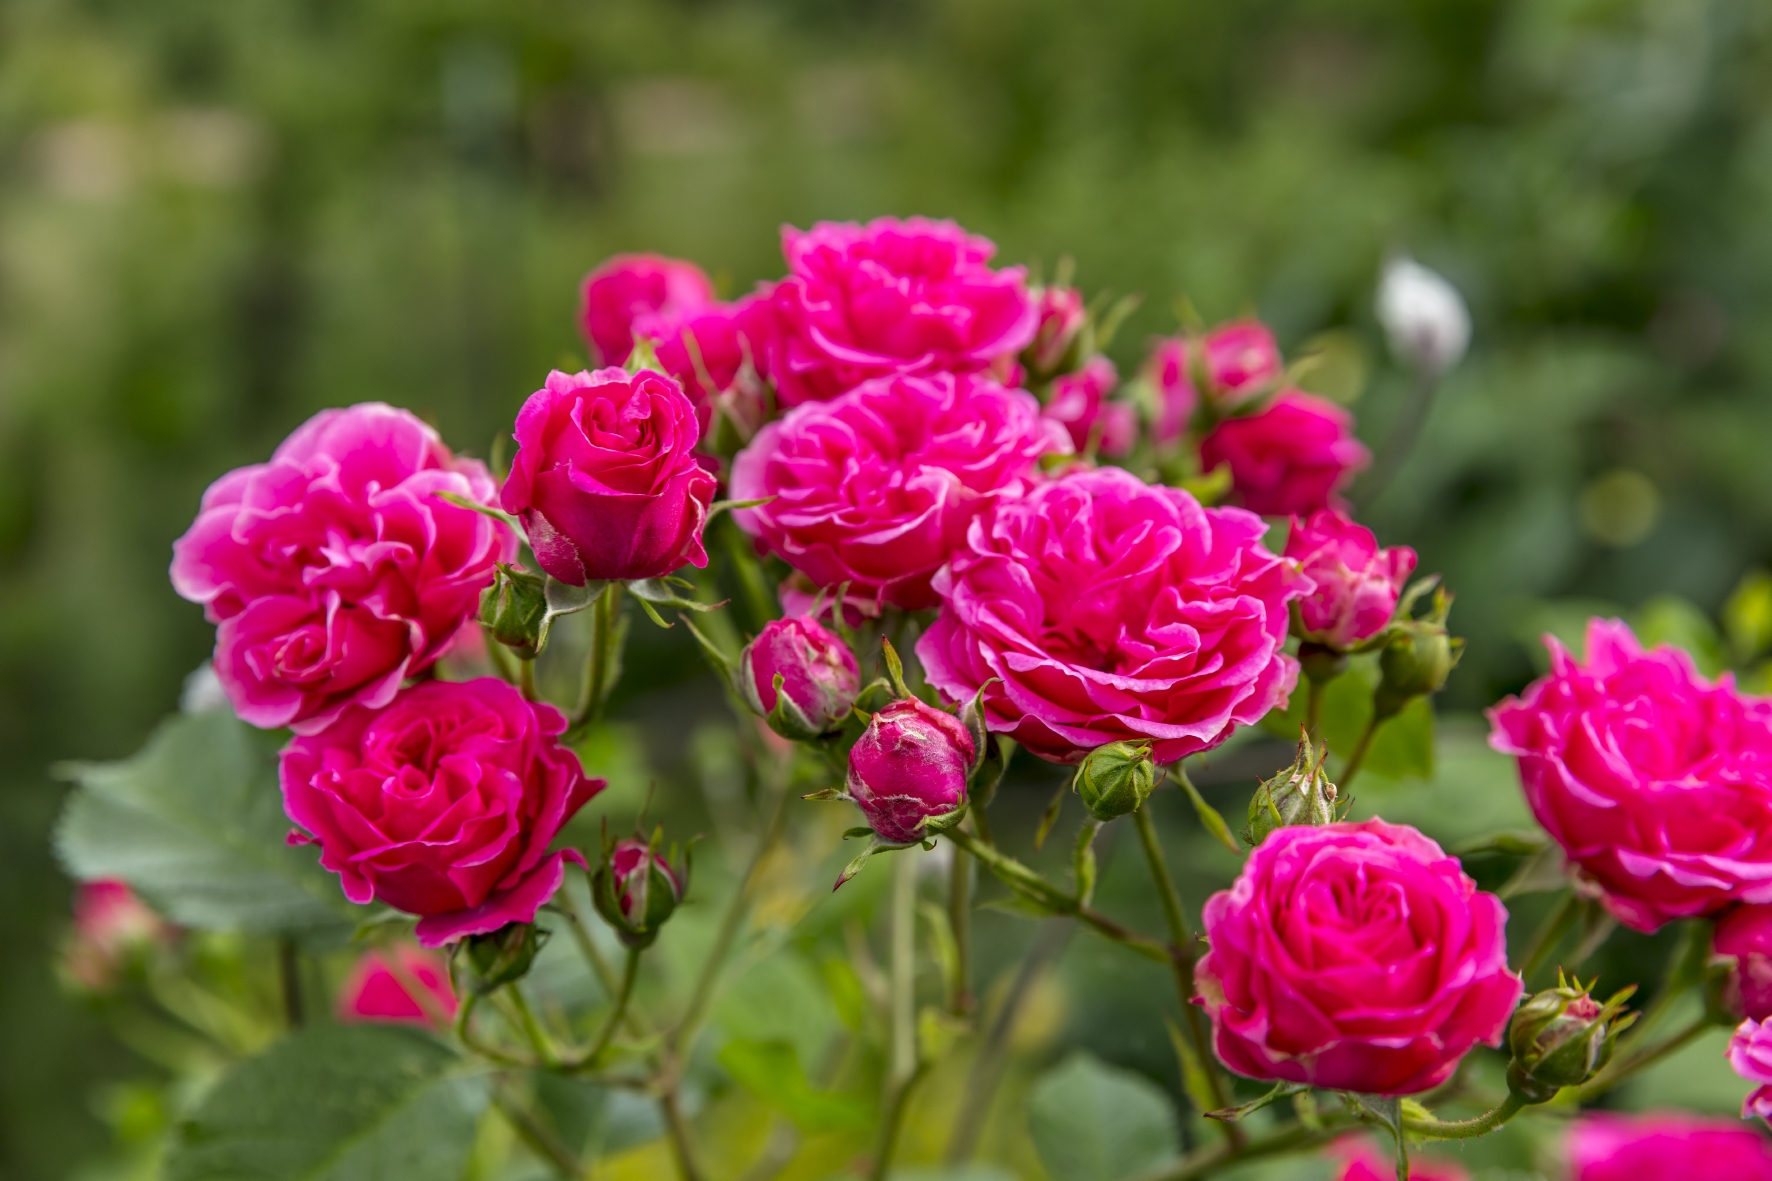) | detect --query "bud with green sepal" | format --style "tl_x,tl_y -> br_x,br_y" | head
461,922 -> 548,995
737,615 -> 860,741
591,827 -> 688,949
1373,584 -> 1464,721
1505,972 -> 1638,1103
1074,740 -> 1157,822
479,564 -> 549,659
1244,730 -> 1341,846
